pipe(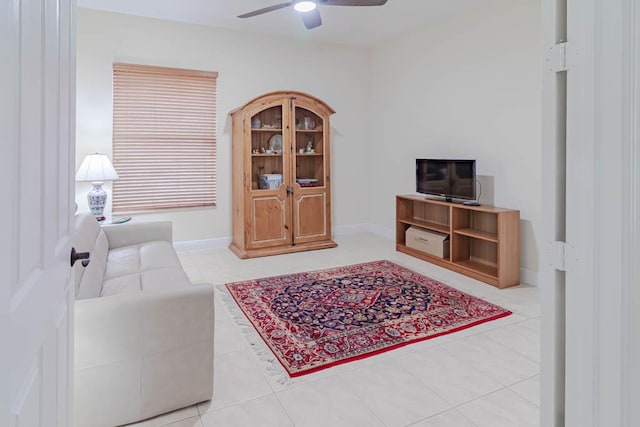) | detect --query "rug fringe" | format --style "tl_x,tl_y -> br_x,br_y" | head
215,285 -> 293,386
